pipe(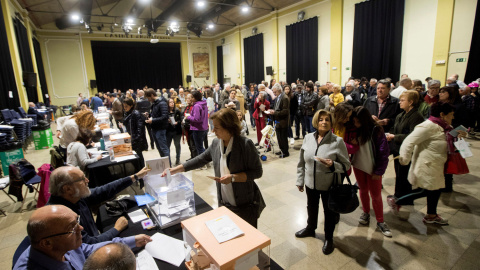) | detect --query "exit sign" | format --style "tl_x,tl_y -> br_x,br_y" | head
456,58 -> 467,62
